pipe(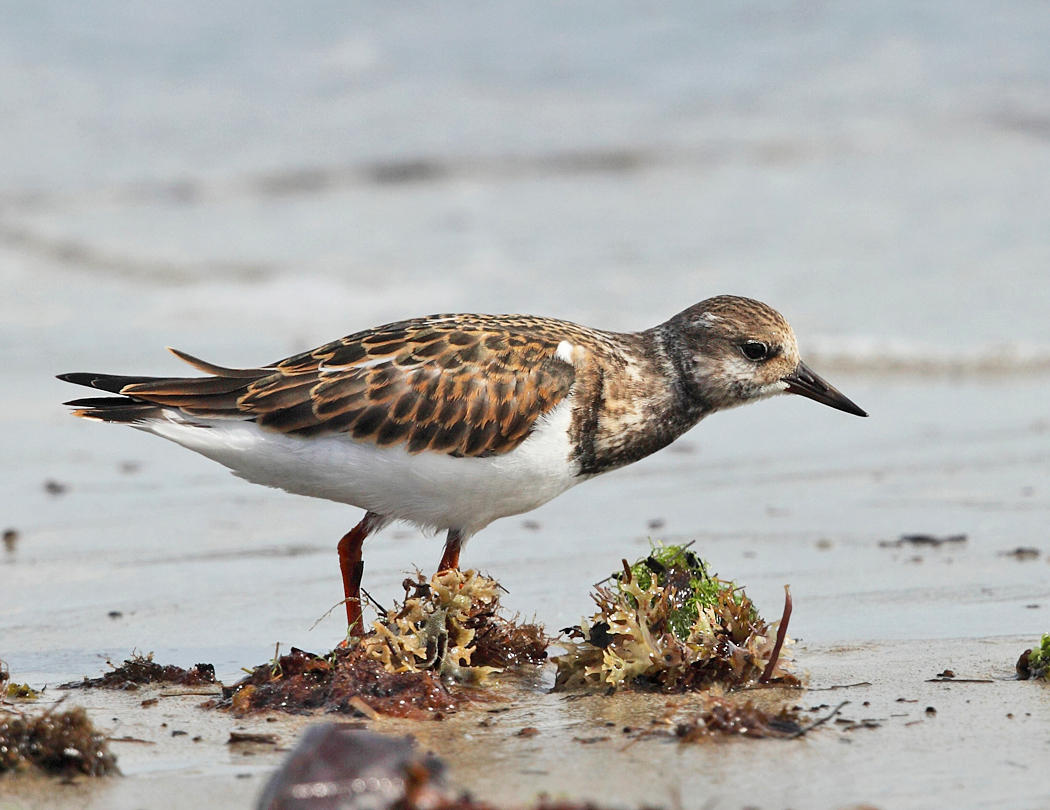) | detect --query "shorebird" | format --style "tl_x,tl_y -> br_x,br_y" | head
59,295 -> 866,632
